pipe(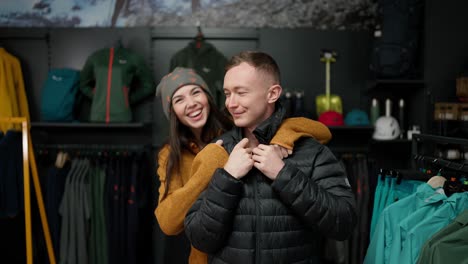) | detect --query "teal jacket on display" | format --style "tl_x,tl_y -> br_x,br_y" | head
80,47 -> 155,123
170,41 -> 227,107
